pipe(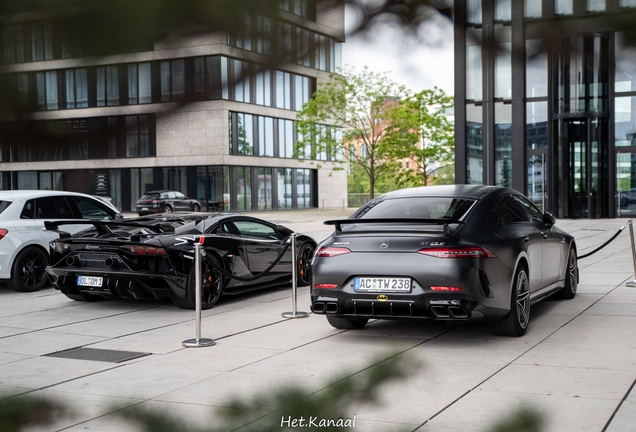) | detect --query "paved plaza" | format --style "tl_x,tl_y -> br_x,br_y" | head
0,209 -> 635,431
